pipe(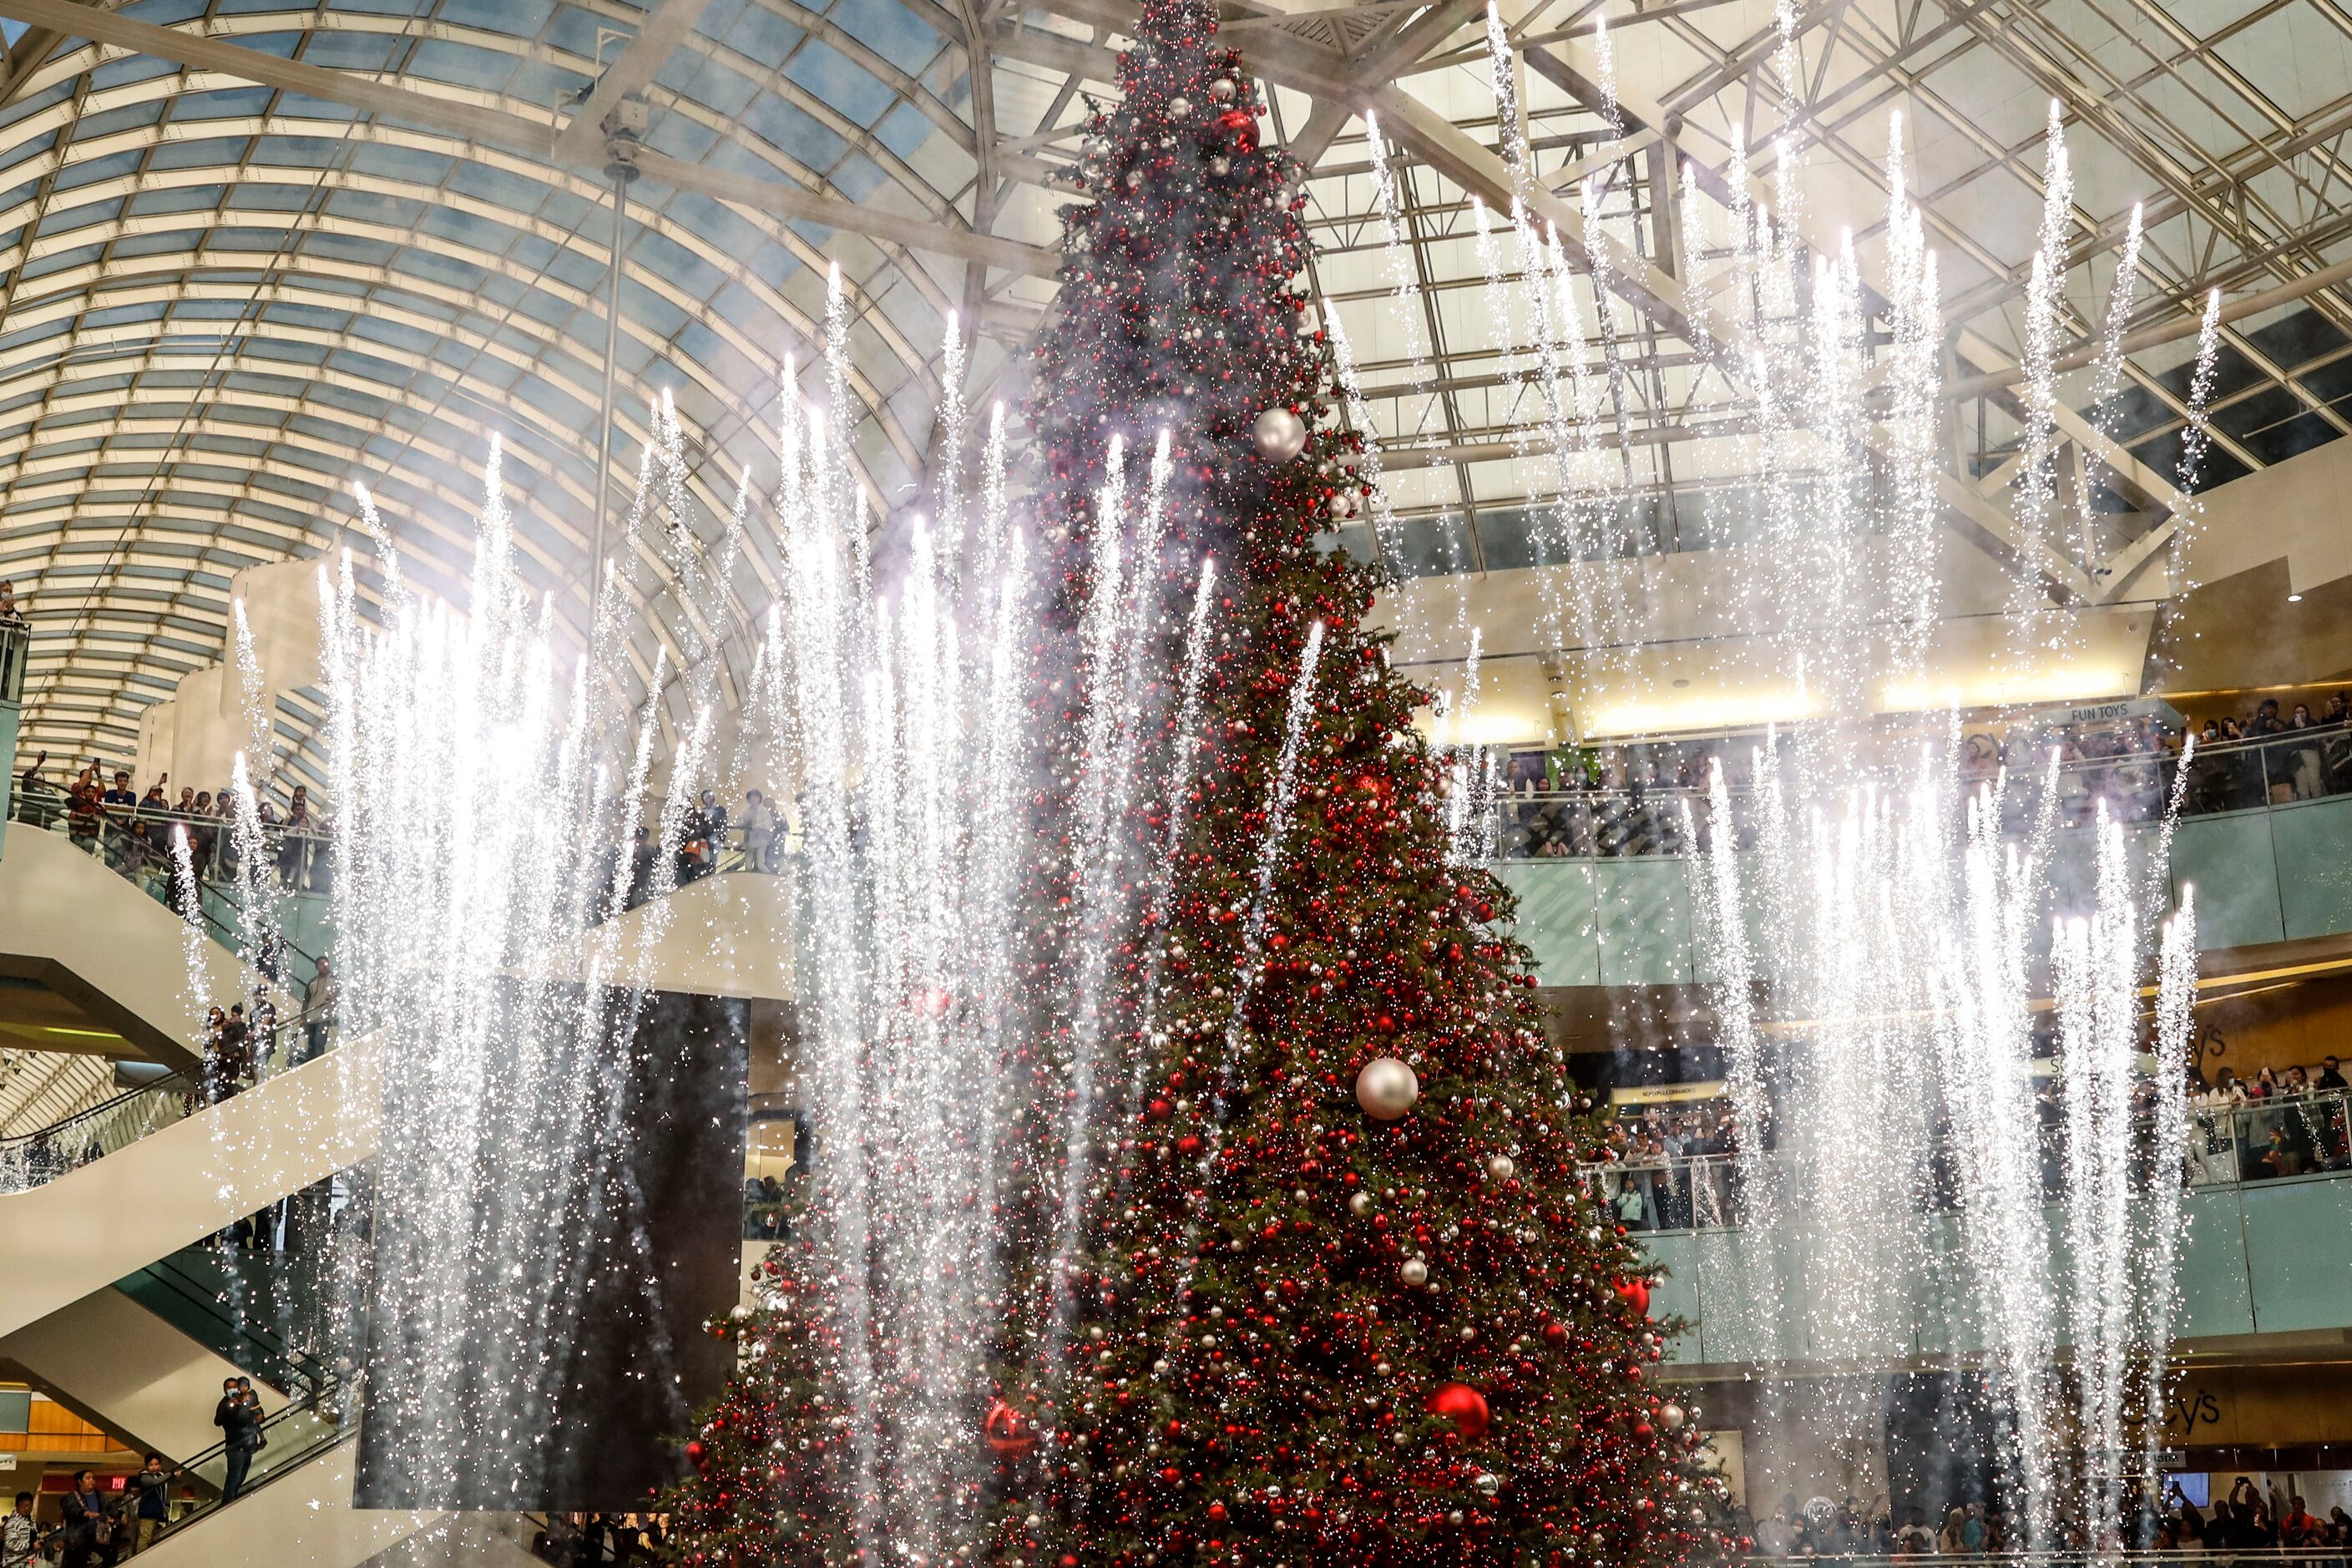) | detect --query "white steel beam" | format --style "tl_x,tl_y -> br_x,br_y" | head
0,0 -> 1057,275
